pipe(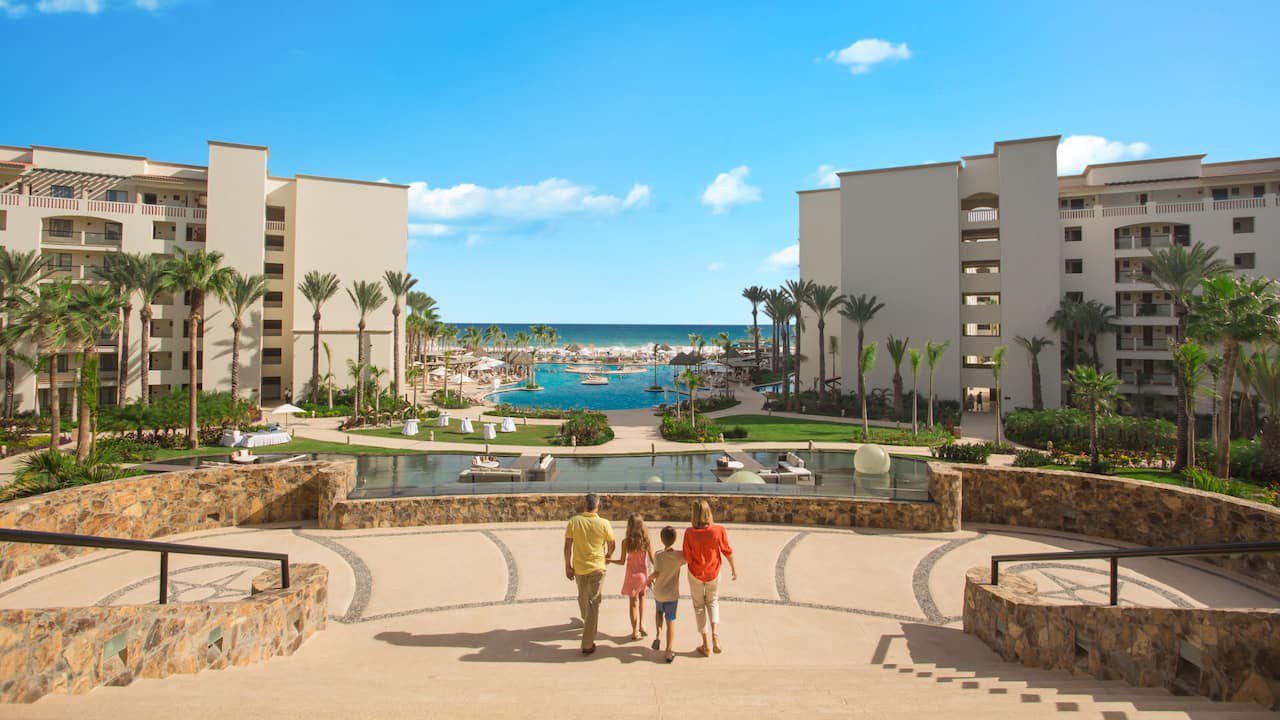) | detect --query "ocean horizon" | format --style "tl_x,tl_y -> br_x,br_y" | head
447,322 -> 775,349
